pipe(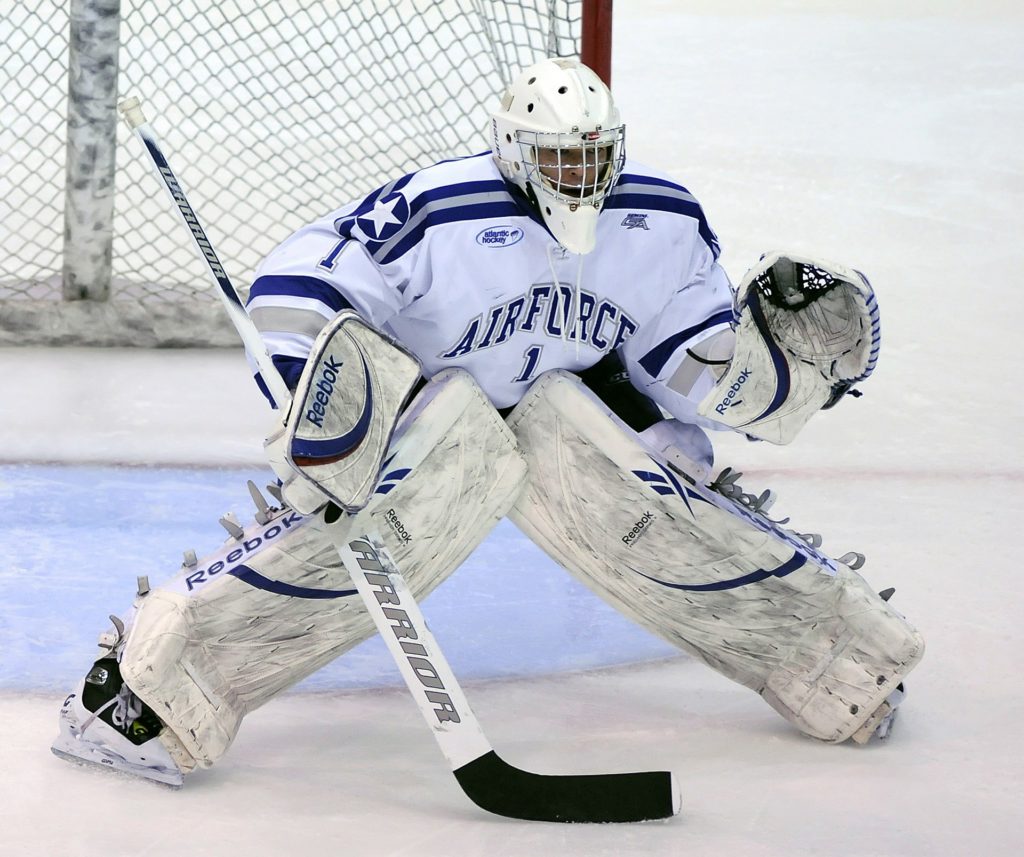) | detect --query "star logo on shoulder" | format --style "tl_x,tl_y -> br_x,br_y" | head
357,191 -> 409,241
